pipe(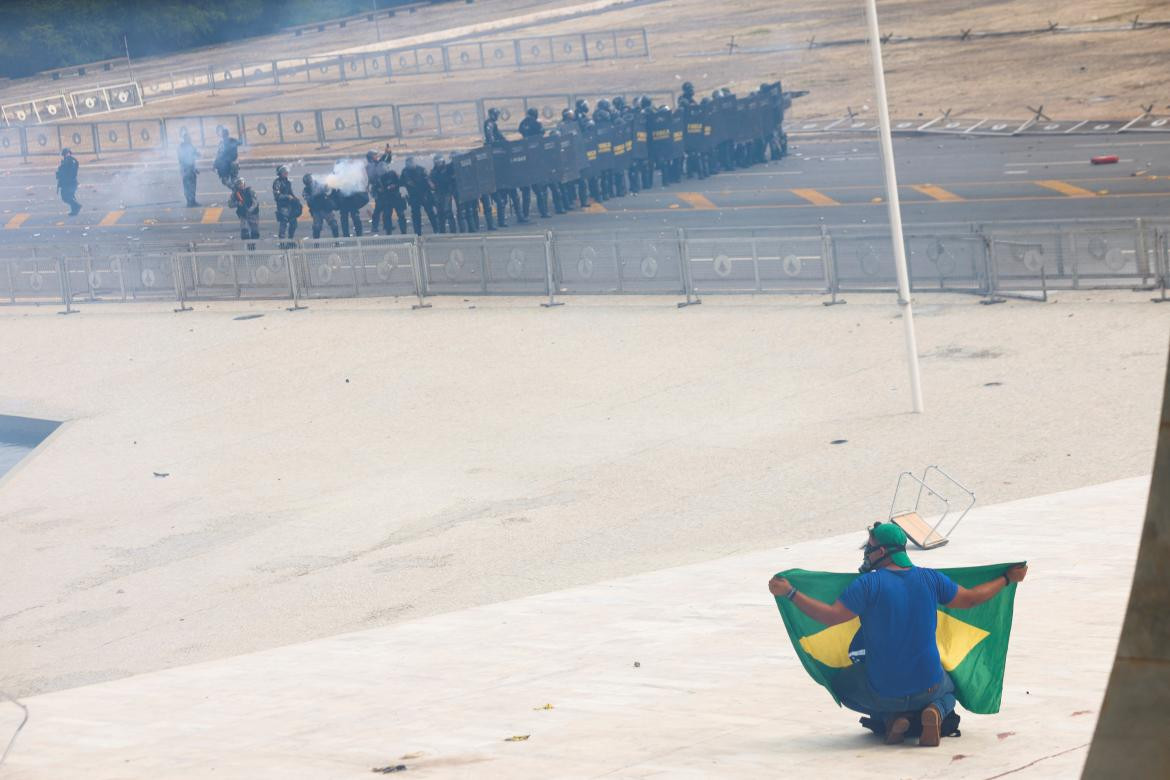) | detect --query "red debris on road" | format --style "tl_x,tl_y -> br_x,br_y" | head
1090,155 -> 1120,165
